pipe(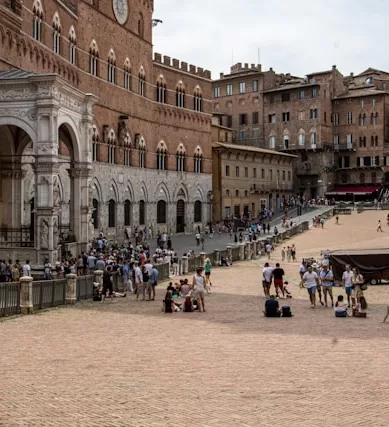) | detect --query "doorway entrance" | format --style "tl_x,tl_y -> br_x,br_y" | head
176,200 -> 185,233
